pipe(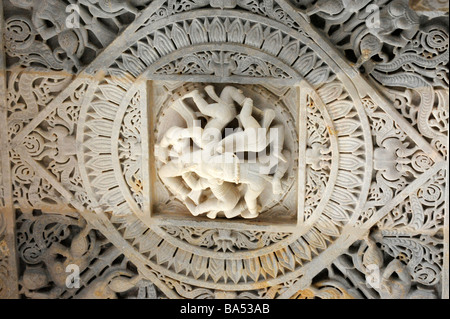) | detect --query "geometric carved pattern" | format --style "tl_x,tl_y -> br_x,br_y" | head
1,0 -> 448,299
